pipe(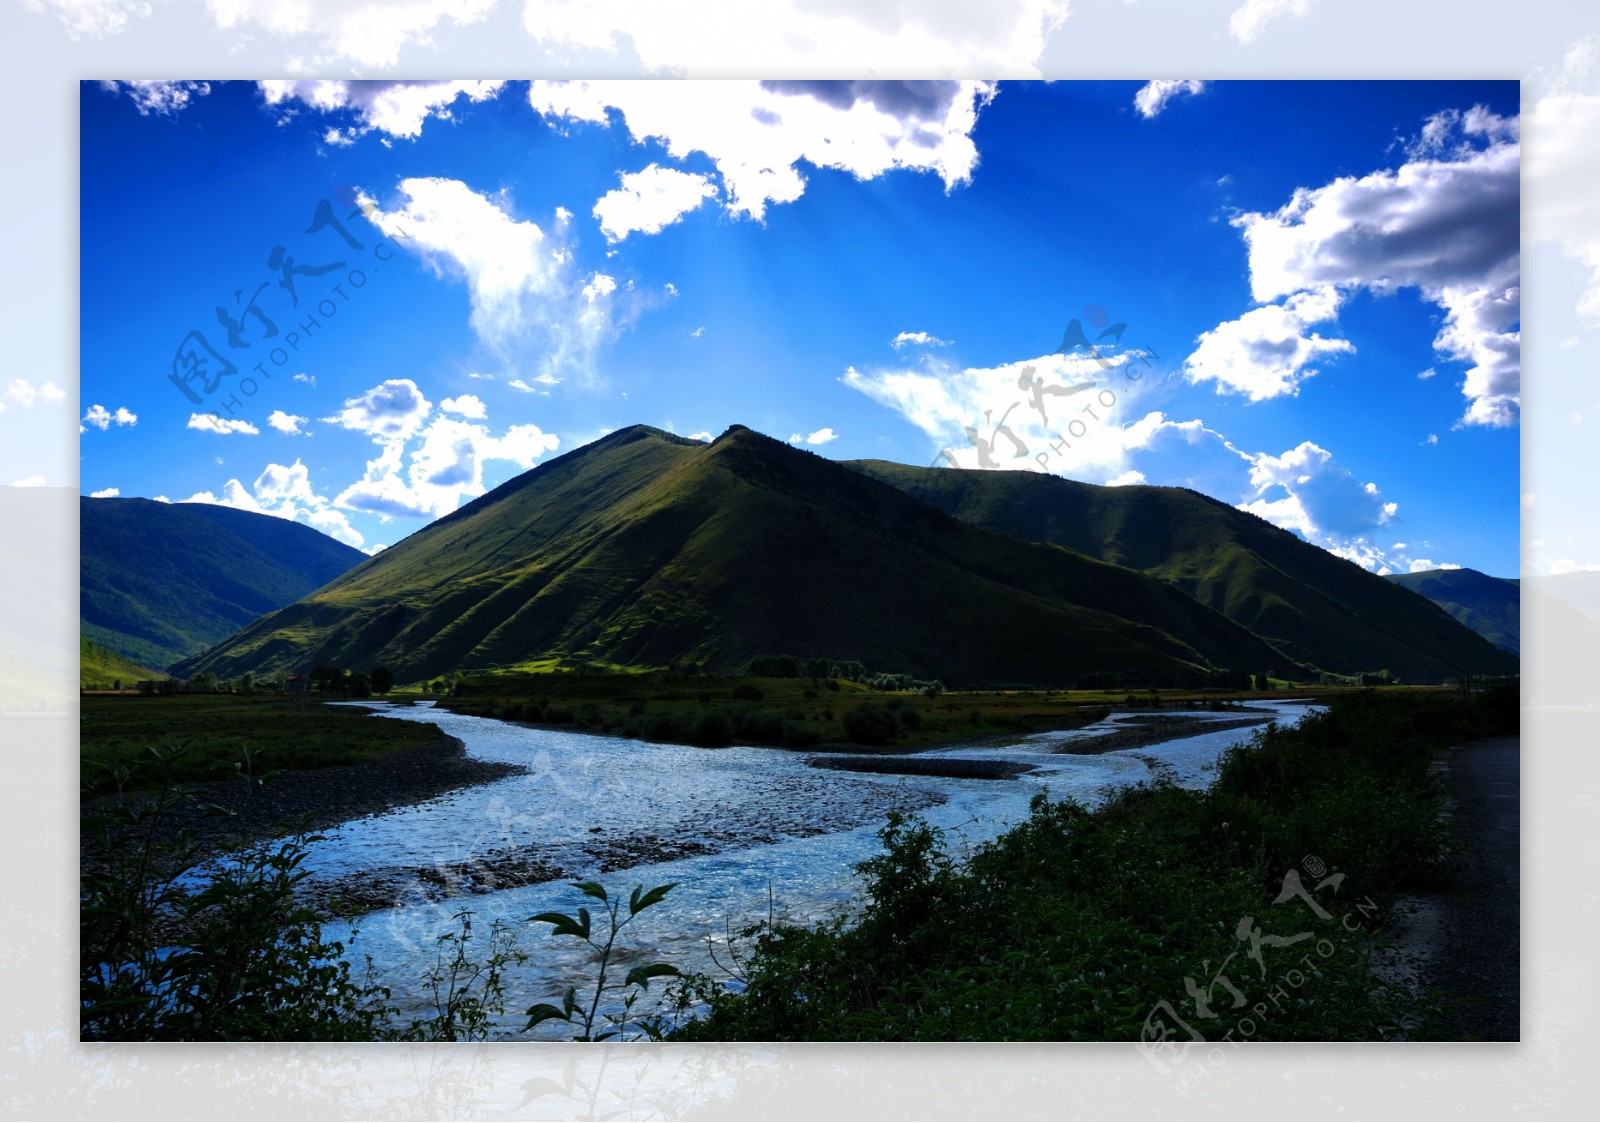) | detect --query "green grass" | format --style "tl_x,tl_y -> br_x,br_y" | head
80,692 -> 442,797
438,669 -> 1433,751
